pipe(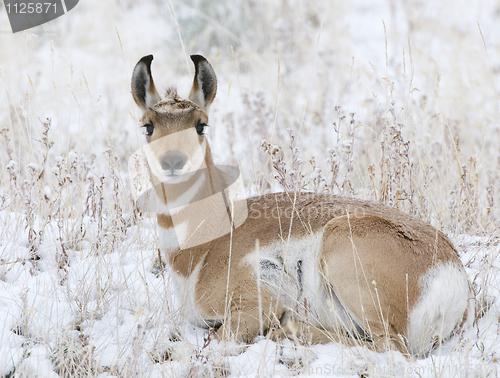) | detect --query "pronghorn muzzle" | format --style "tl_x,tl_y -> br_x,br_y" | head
160,151 -> 187,175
